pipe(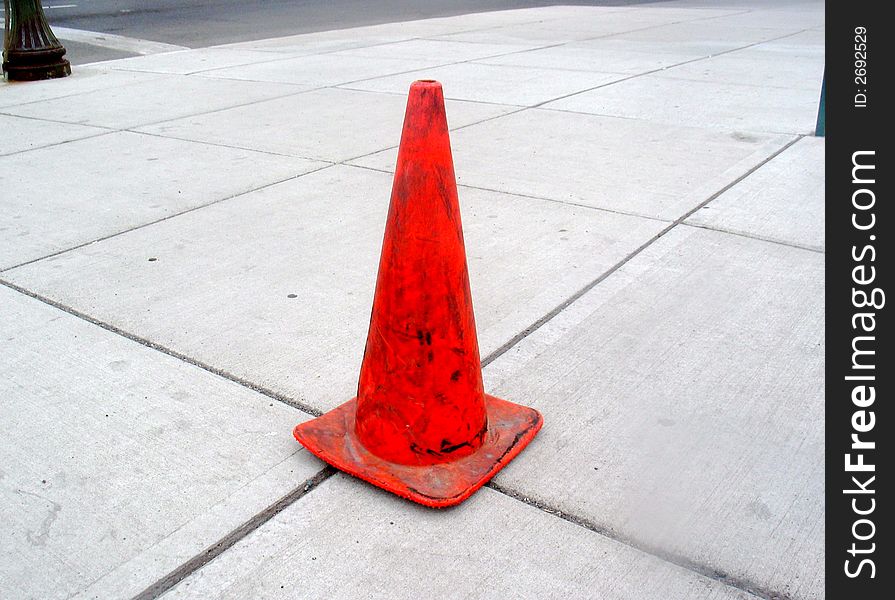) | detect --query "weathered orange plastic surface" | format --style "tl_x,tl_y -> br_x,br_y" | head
293,80 -> 542,508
